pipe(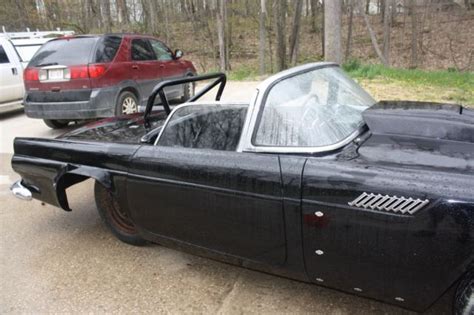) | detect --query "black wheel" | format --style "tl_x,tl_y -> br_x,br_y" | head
180,75 -> 195,102
115,91 -> 138,116
94,182 -> 146,246
43,119 -> 69,129
454,271 -> 473,315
